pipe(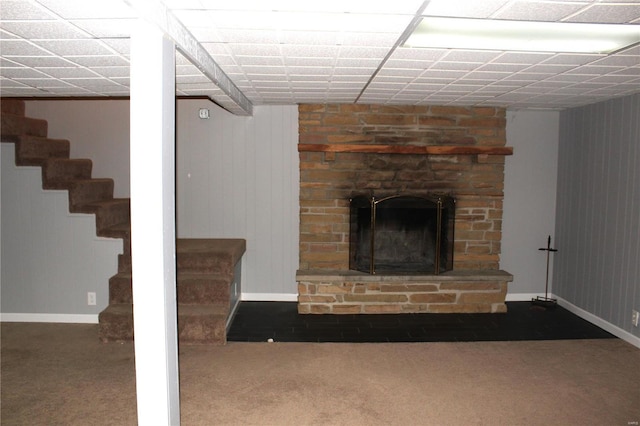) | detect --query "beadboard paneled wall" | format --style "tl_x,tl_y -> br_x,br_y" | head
555,93 -> 640,337
176,100 -> 300,298
1,144 -> 121,320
